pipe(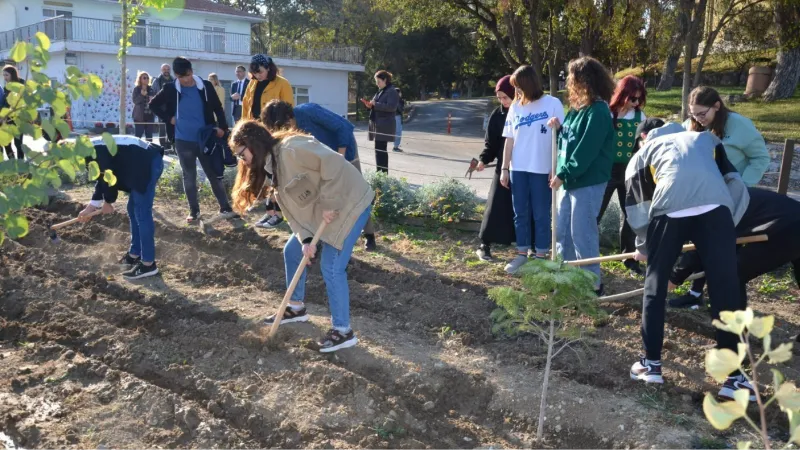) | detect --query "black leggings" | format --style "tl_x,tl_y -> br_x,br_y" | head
4,136 -> 24,159
375,140 -> 388,173
642,207 -> 742,362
